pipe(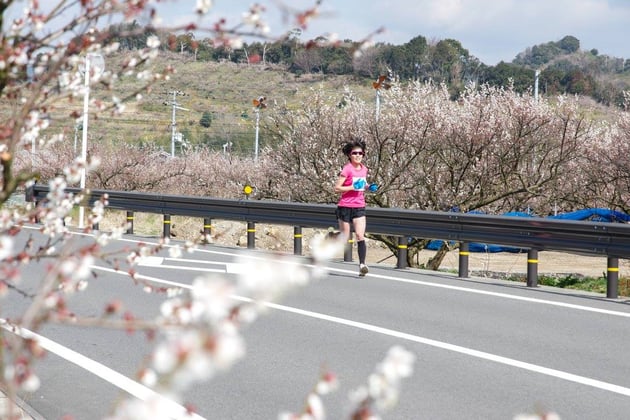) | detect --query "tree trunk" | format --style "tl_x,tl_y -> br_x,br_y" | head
425,241 -> 455,270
